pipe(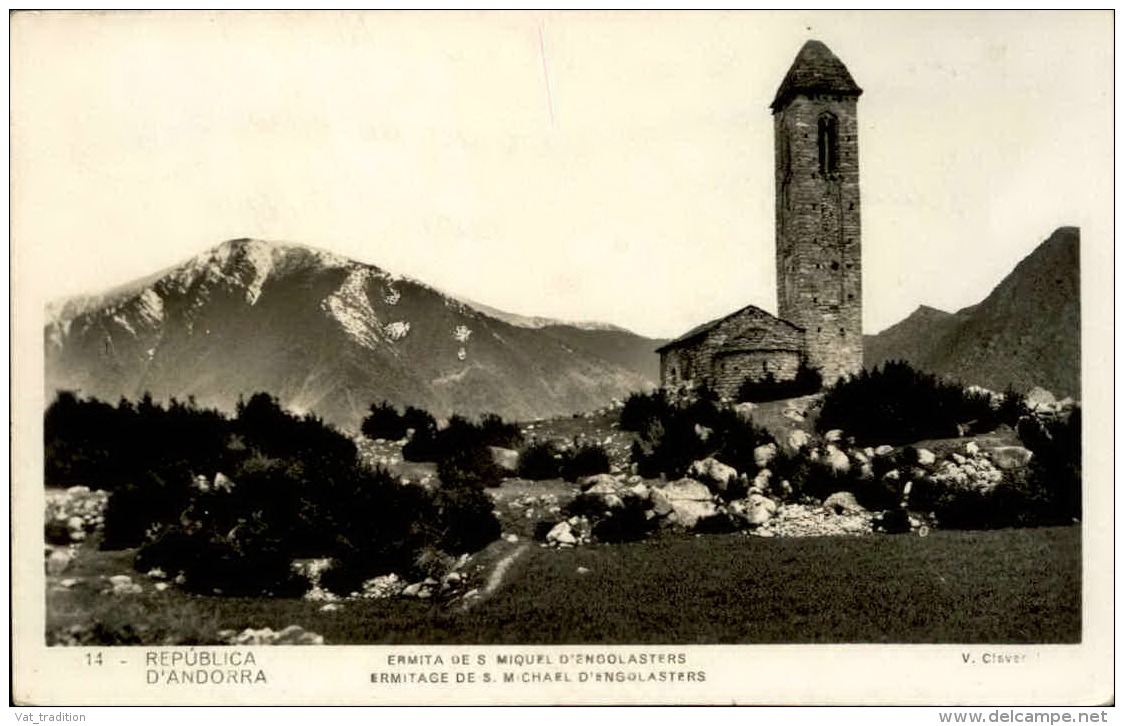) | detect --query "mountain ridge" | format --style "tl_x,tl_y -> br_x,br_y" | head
864,226 -> 1080,398
45,238 -> 664,428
